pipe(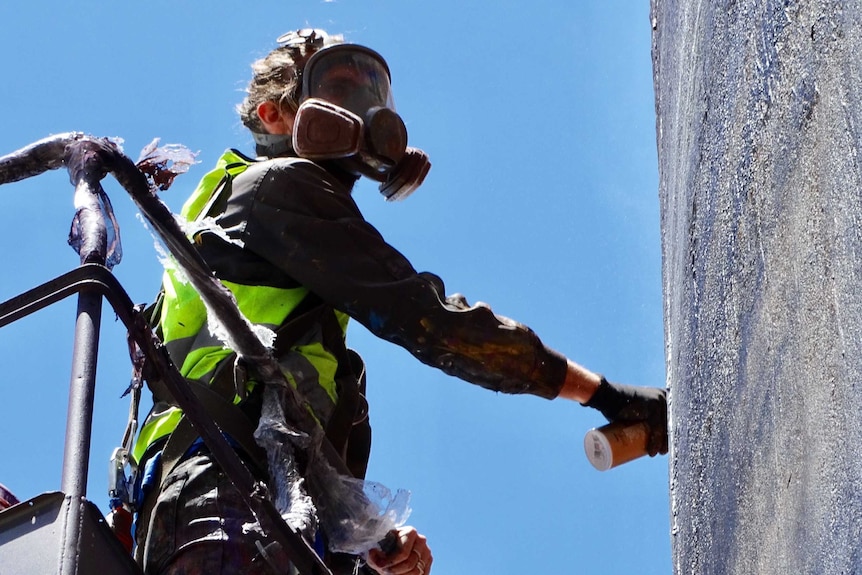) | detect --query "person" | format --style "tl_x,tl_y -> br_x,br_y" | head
0,483 -> 18,511
130,28 -> 667,575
